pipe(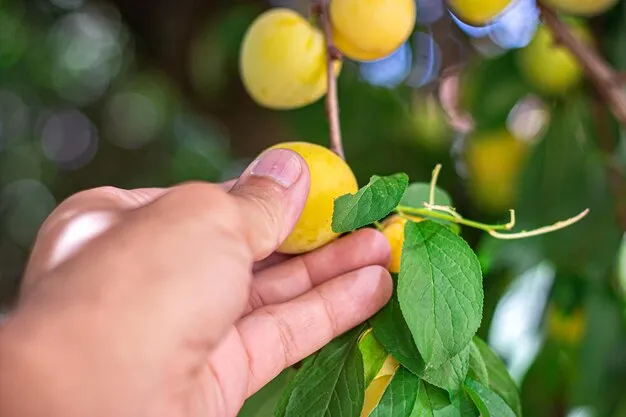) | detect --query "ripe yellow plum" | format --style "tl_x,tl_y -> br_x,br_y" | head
465,129 -> 529,213
239,8 -> 341,110
330,0 -> 416,61
542,0 -> 617,16
517,22 -> 593,96
270,142 -> 358,254
381,215 -> 424,273
447,0 -> 511,26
